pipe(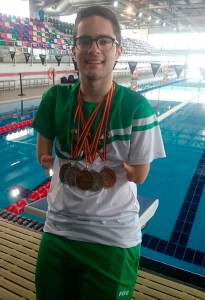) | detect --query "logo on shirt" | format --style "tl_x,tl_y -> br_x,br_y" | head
118,289 -> 130,297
